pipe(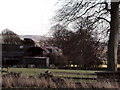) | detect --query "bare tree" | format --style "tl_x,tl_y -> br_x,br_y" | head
54,0 -> 110,41
107,2 -> 119,71
53,0 -> 120,71
2,29 -> 22,45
